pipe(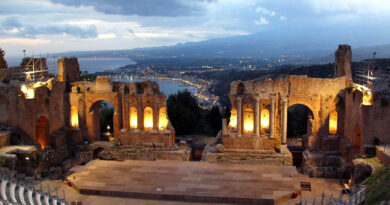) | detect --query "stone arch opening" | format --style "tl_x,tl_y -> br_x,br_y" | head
260,108 -> 270,133
144,107 -> 153,131
159,107 -> 168,131
229,108 -> 237,129
89,100 -> 114,141
243,108 -> 254,134
70,106 -> 79,128
237,83 -> 244,95
93,147 -> 104,159
329,111 -> 338,135
35,116 -> 50,149
287,104 -> 314,167
129,106 -> 138,129
287,104 -> 314,143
